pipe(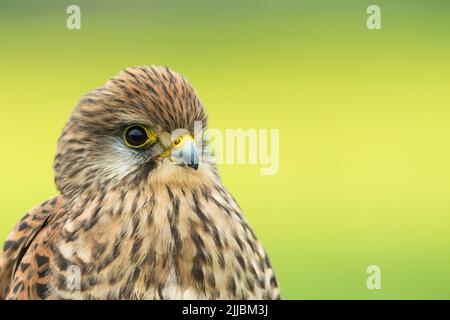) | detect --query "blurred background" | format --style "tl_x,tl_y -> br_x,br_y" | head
0,0 -> 449,299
